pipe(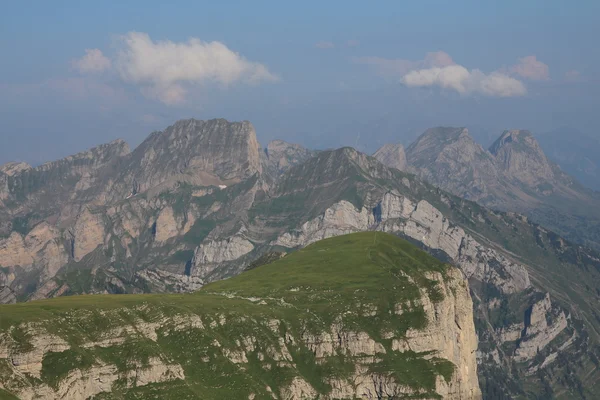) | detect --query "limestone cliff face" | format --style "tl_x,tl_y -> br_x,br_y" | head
394,269 -> 480,399
0,318 -> 185,399
373,143 -> 407,171
406,127 -> 501,202
0,222 -> 68,292
489,130 -> 556,186
71,207 -> 105,262
0,255 -> 481,400
273,193 -> 530,294
0,139 -> 129,222
264,140 -> 316,178
510,293 -> 569,363
106,118 -> 262,202
0,162 -> 32,177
